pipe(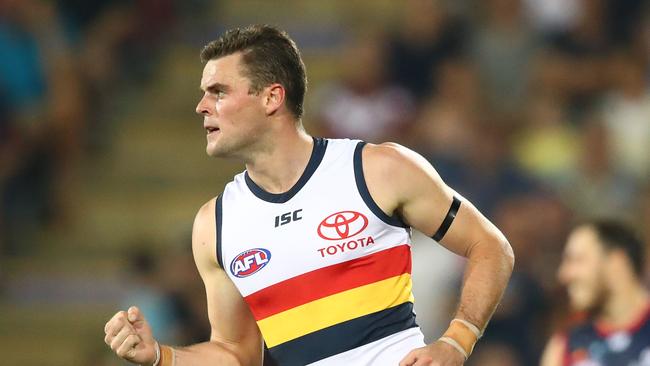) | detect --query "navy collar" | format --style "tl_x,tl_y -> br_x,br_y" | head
245,137 -> 328,203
